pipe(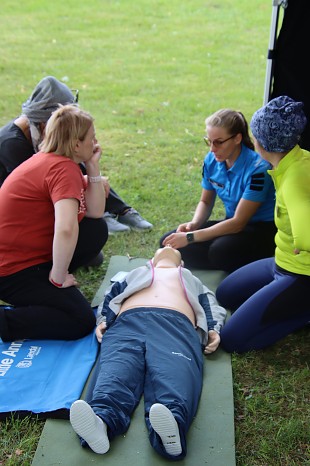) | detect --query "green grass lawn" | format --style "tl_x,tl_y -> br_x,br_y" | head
0,0 -> 309,464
